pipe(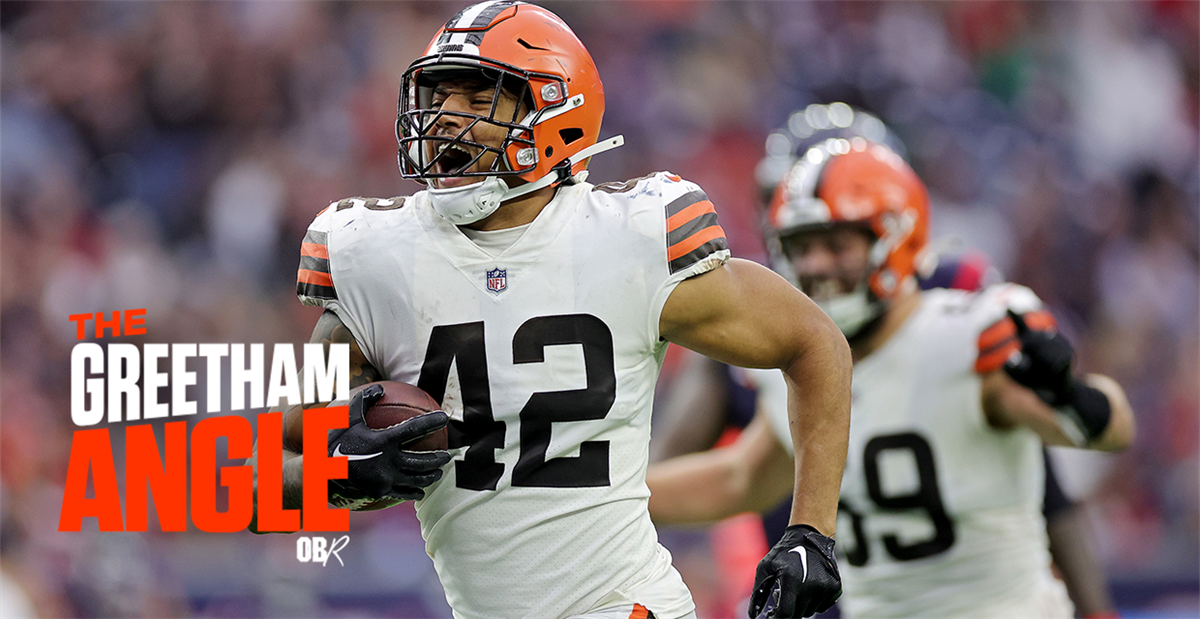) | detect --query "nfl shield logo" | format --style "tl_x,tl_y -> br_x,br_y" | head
486,268 -> 507,294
